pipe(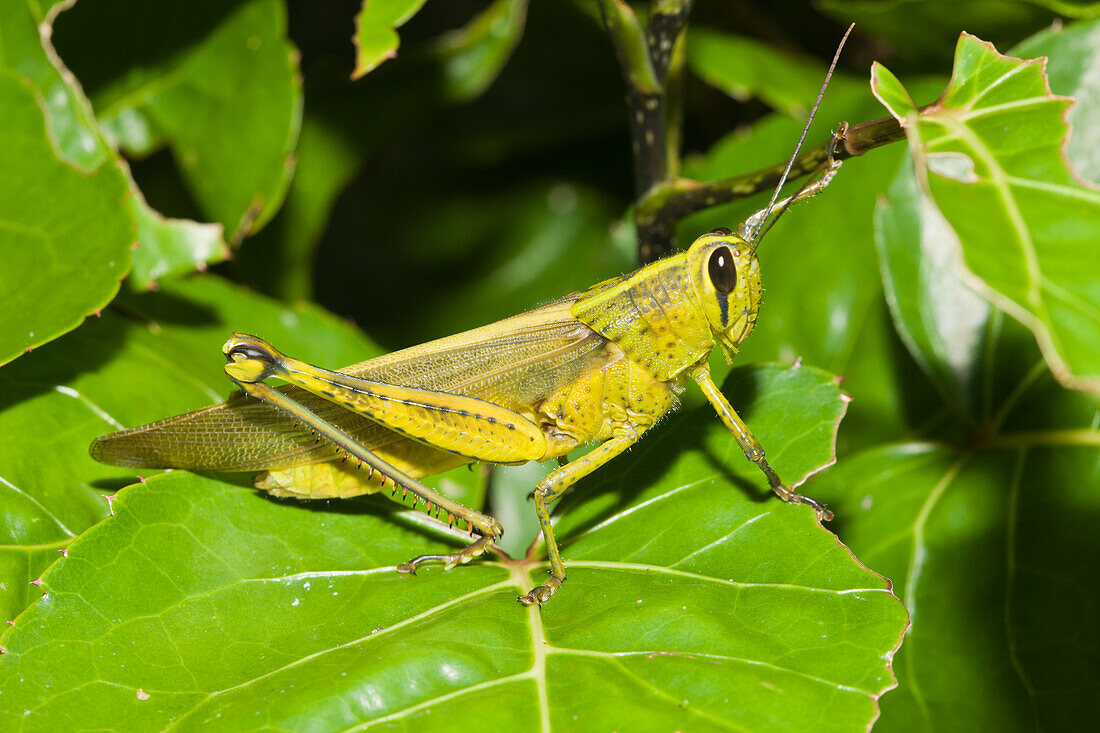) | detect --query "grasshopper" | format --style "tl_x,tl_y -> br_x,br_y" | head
89,151 -> 842,605
92,26 -> 854,604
